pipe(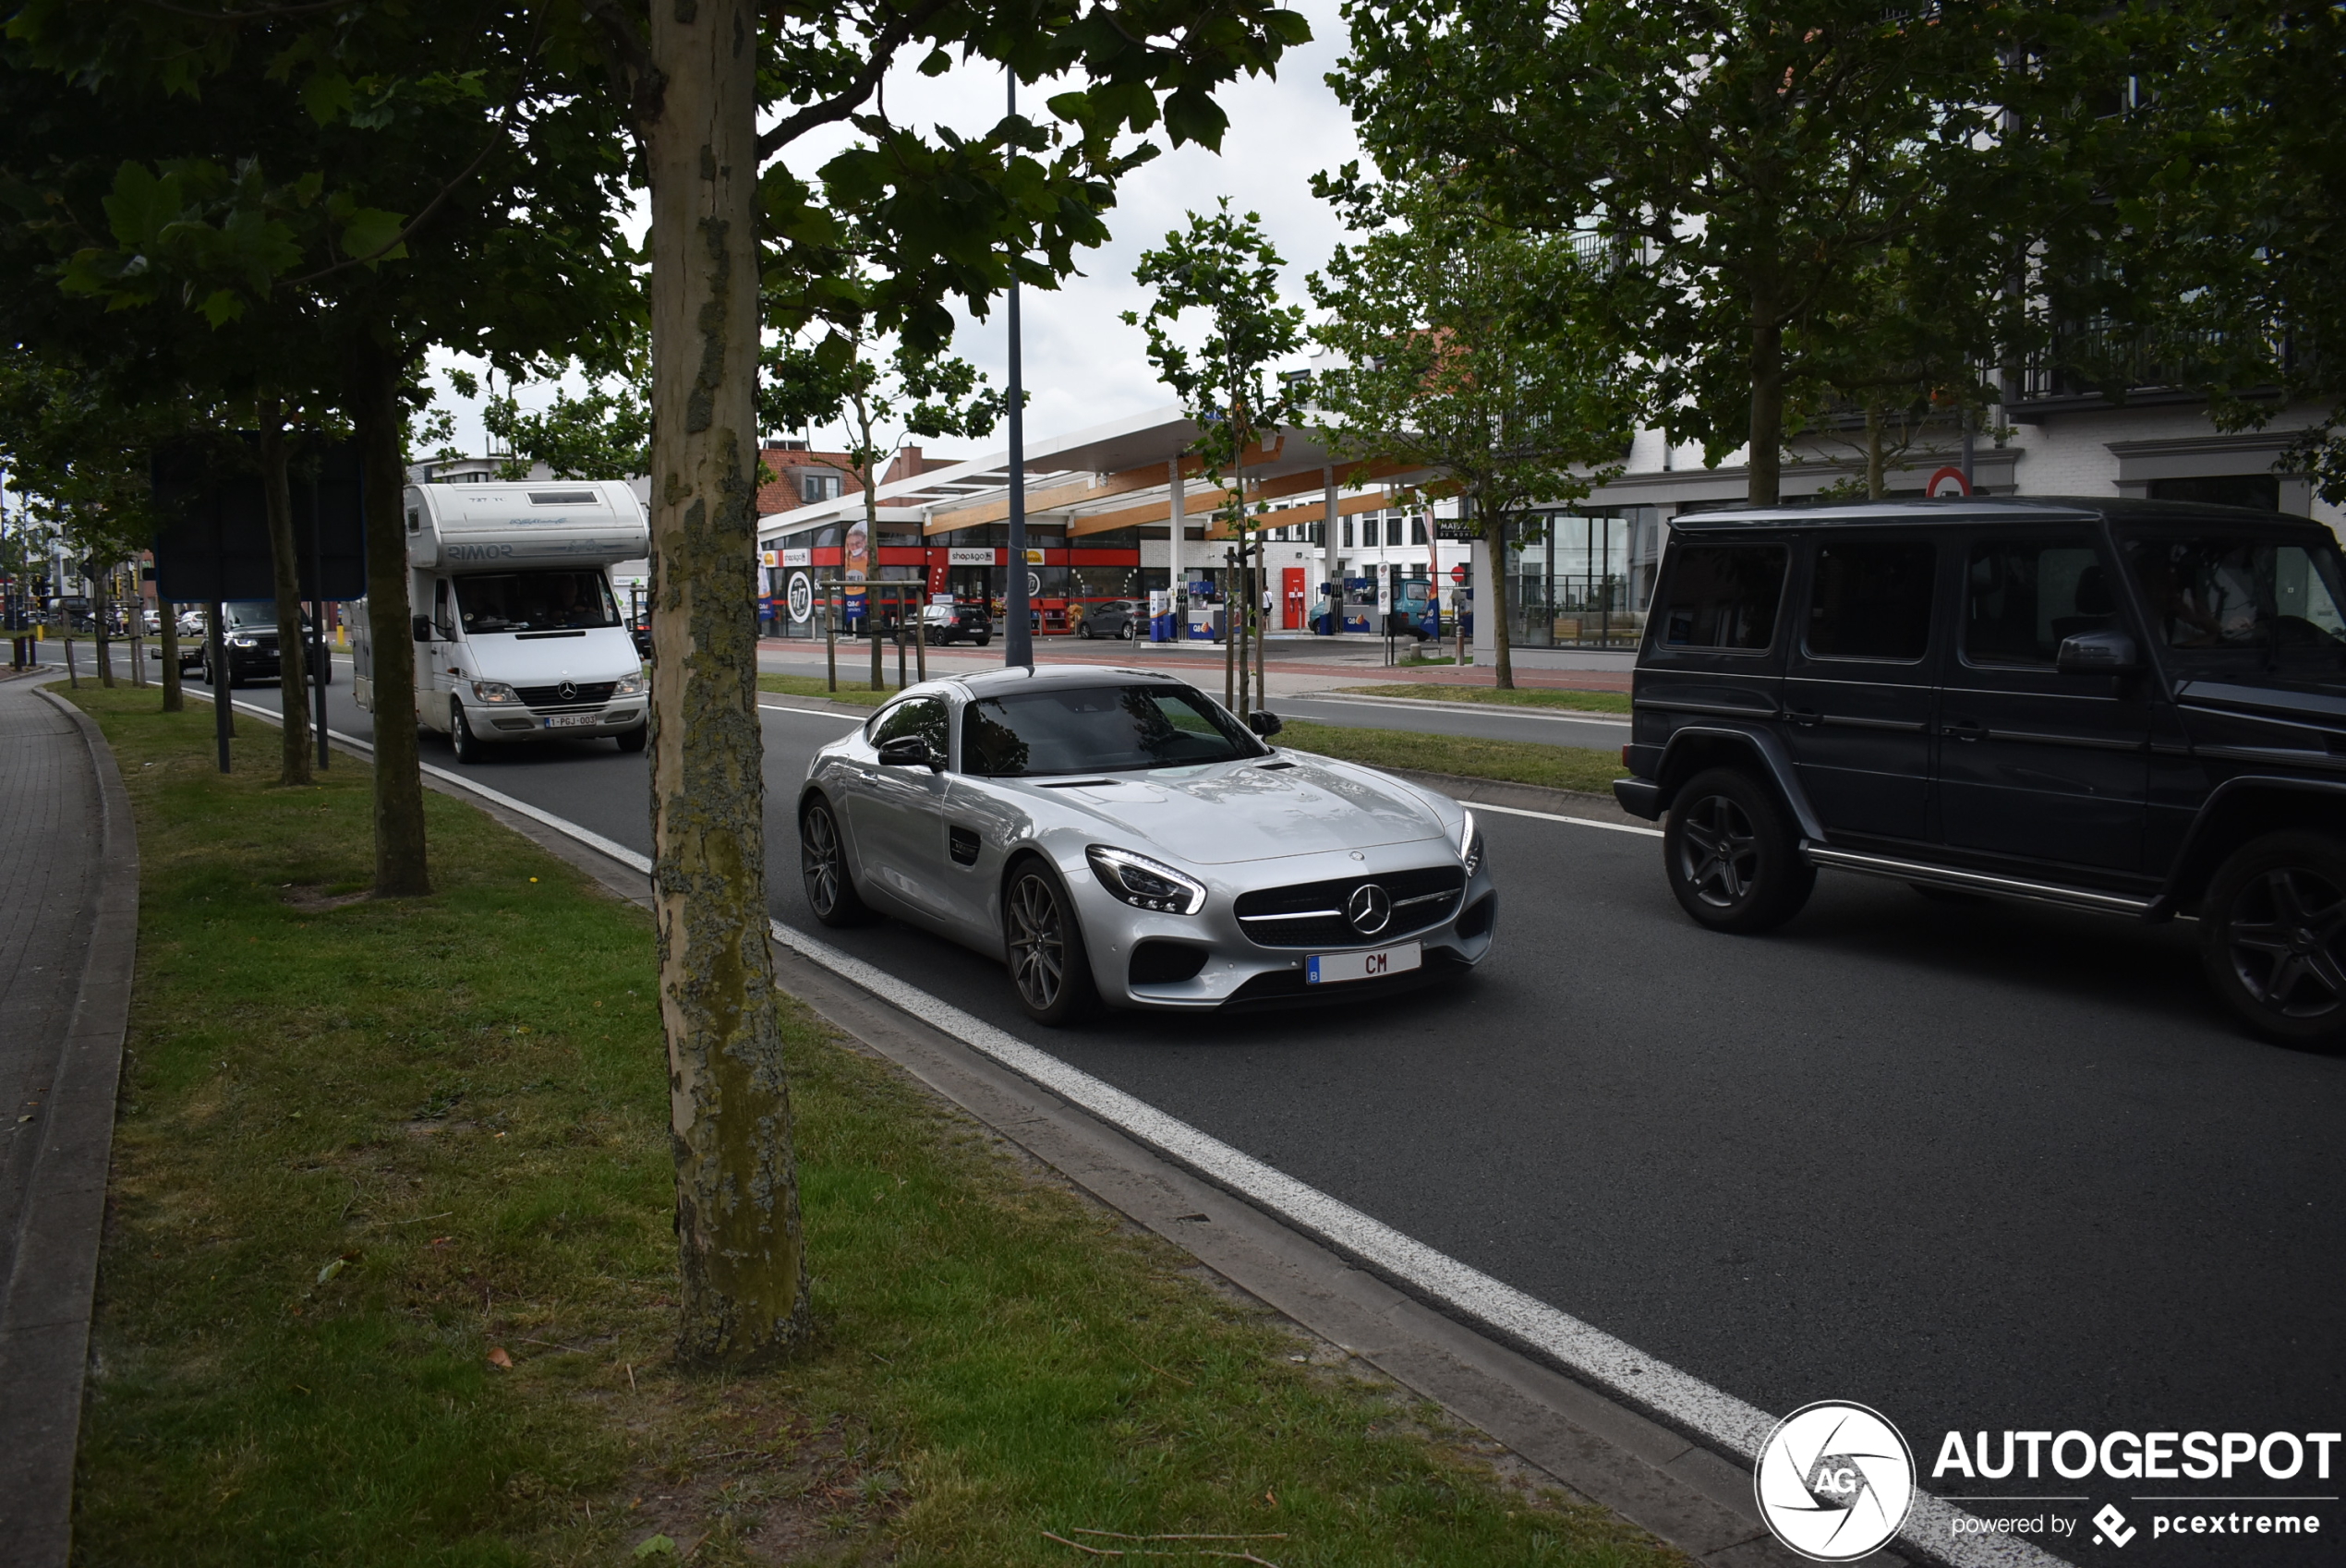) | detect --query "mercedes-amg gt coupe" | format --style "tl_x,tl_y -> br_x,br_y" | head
796,665 -> 1497,1023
